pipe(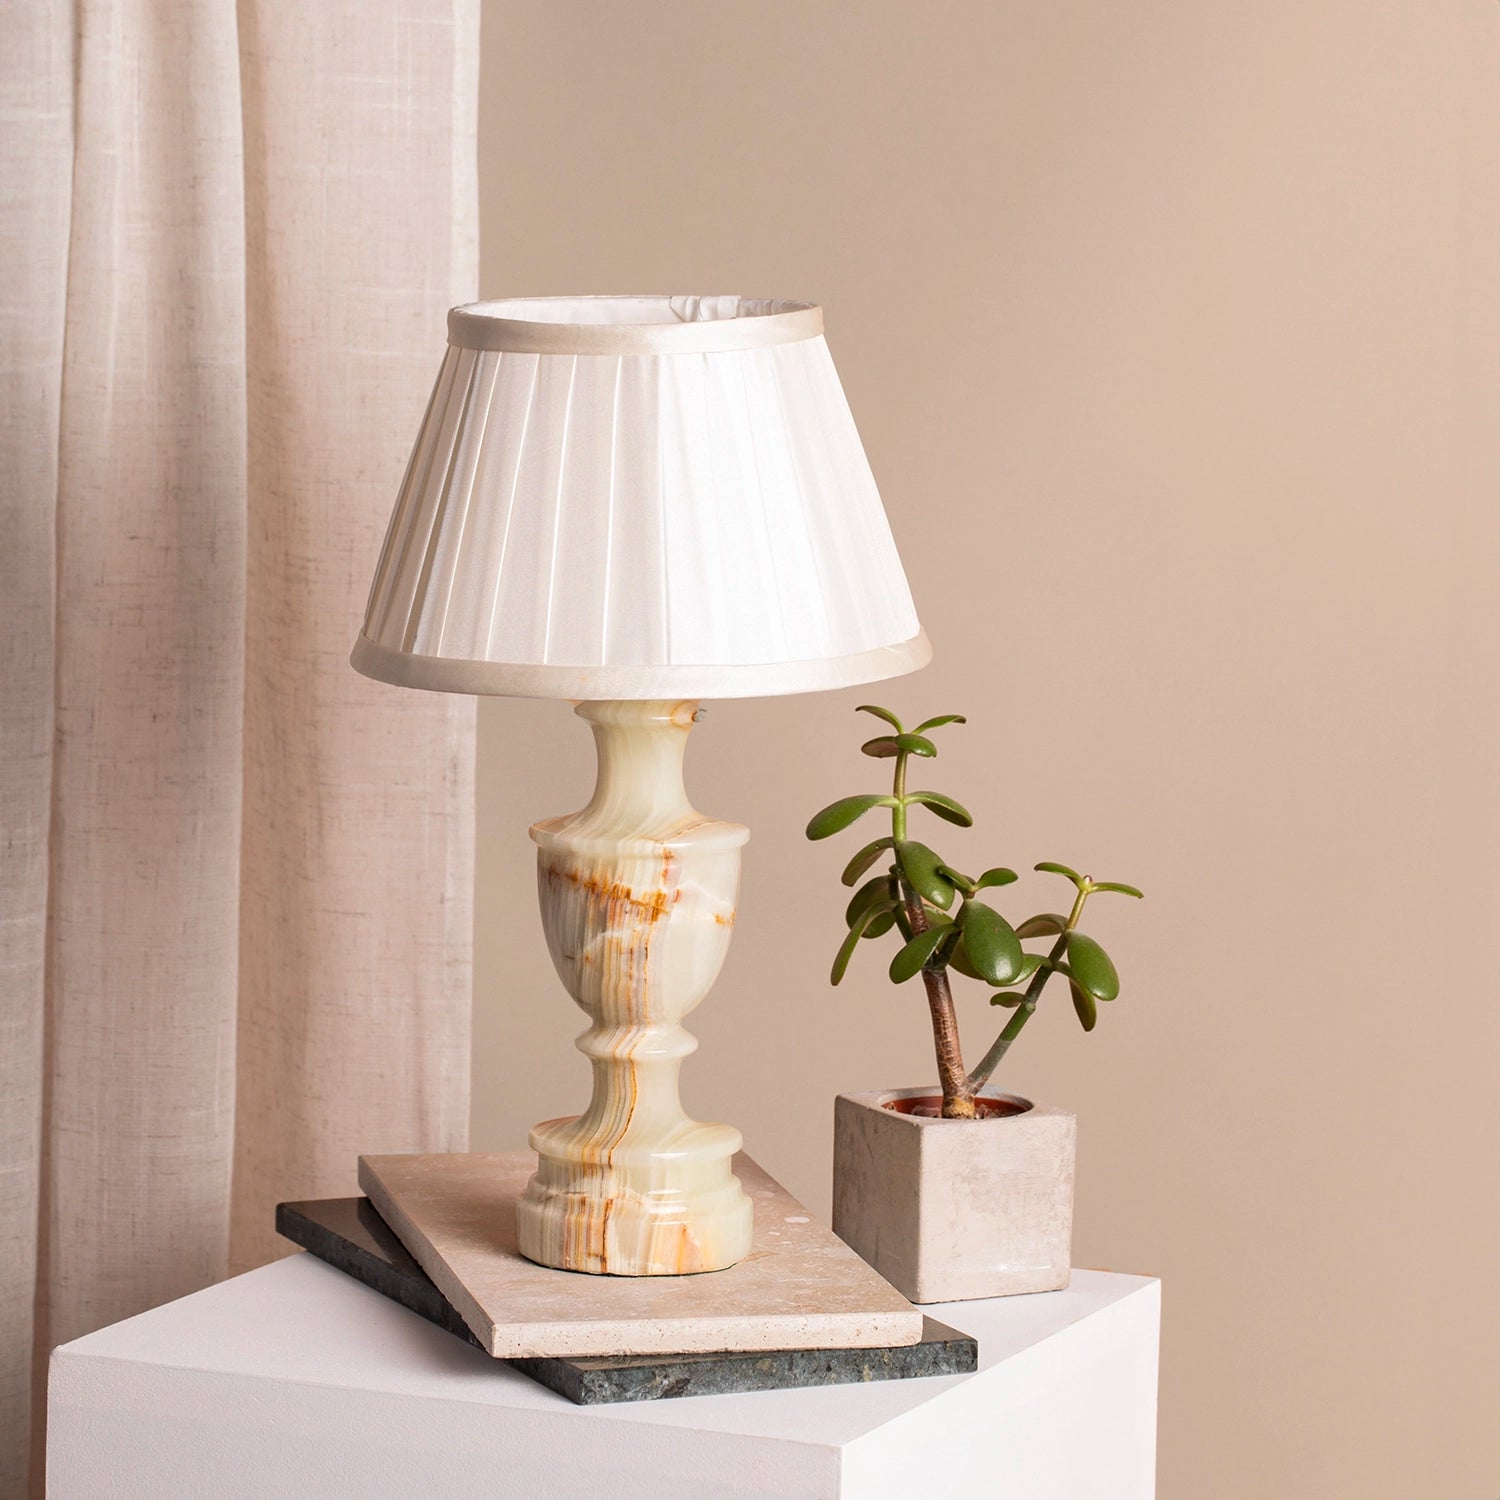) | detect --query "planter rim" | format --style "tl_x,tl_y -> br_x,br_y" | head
837,1086 -> 1075,1128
